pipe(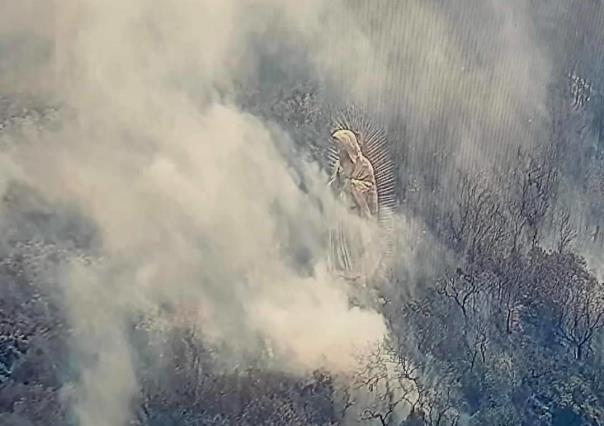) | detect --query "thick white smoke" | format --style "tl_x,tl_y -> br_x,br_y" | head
2,1 -> 390,425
